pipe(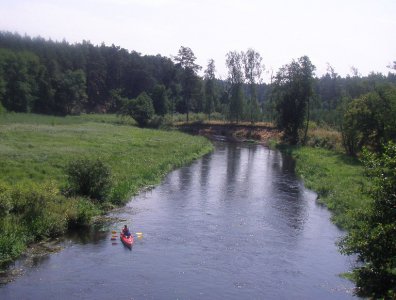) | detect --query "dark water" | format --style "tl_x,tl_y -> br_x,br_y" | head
0,143 -> 357,299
